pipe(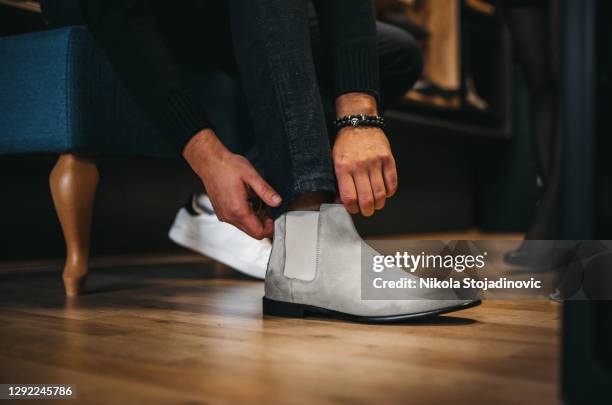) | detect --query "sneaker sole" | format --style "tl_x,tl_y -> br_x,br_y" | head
262,297 -> 482,324
169,223 -> 266,280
